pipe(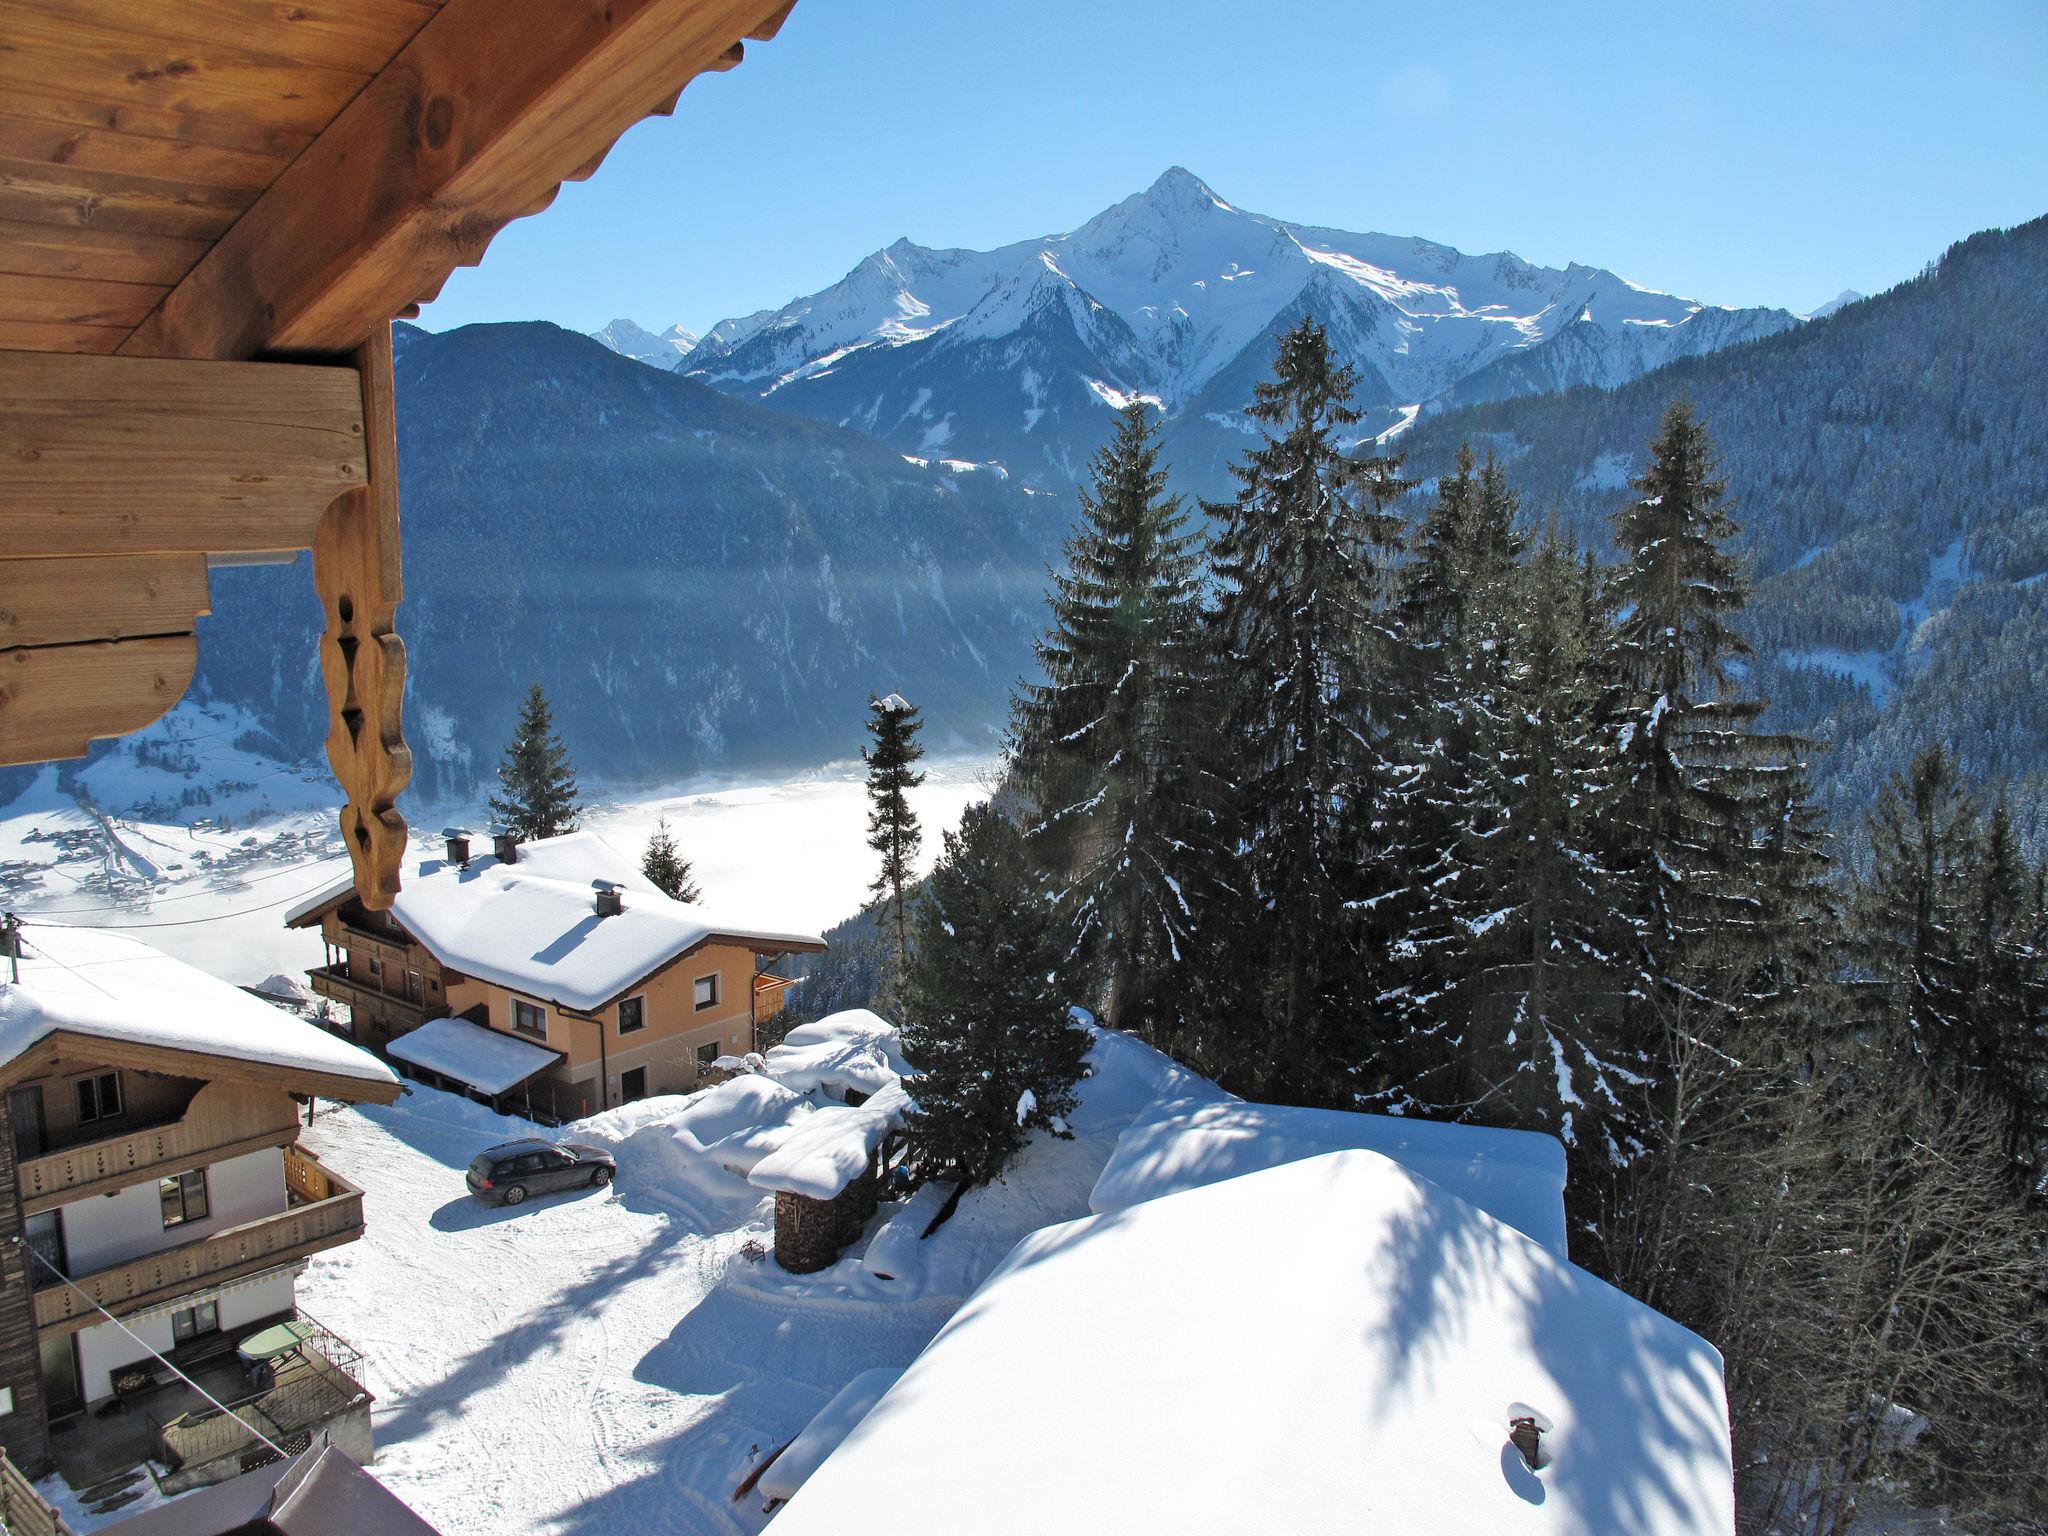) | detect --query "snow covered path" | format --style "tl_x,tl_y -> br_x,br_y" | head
295,1031 -> 1204,1534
